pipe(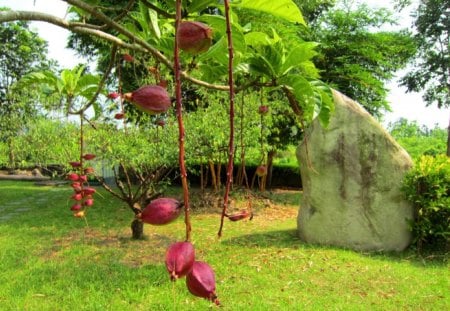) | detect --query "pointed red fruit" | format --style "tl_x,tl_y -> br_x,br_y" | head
67,173 -> 79,181
82,187 -> 96,196
227,210 -> 253,222
177,21 -> 213,54
123,85 -> 171,115
82,154 -> 96,160
140,198 -> 182,225
107,92 -> 120,99
84,198 -> 94,206
165,242 -> 195,281
114,112 -> 125,120
71,193 -> 83,201
186,261 -> 219,305
256,165 -> 267,177
70,203 -> 82,211
69,161 -> 81,168
123,54 -> 133,62
258,105 -> 269,115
